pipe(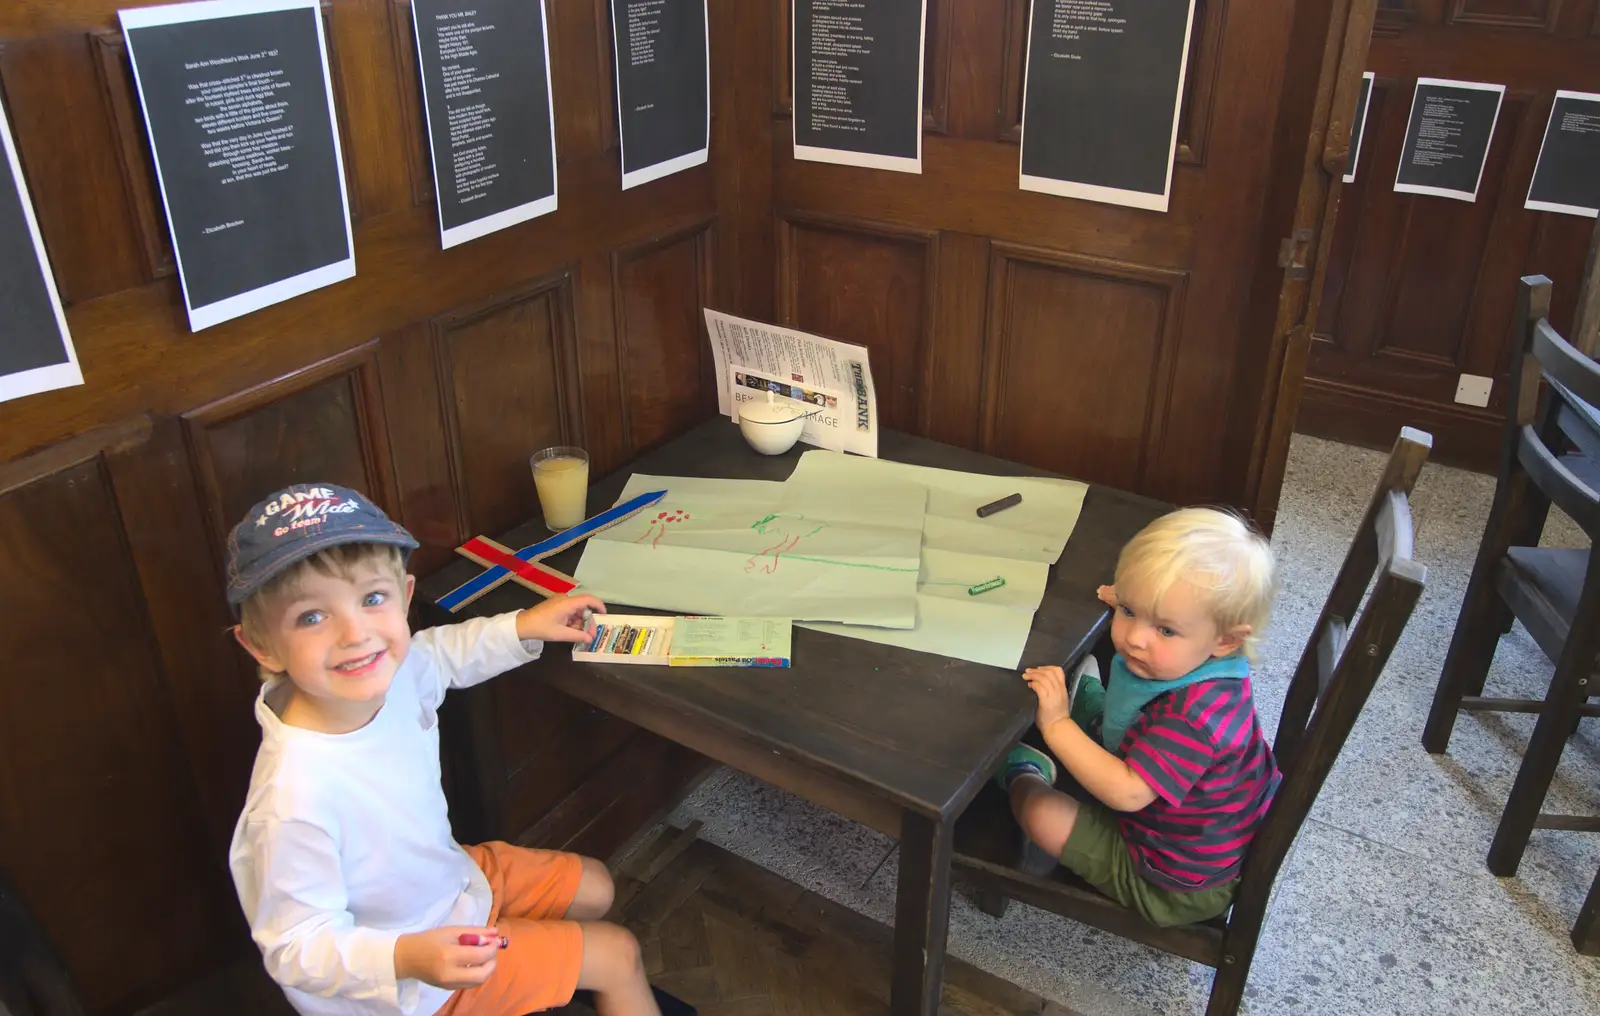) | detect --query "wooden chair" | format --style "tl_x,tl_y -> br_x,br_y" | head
0,871 -> 85,1016
951,429 -> 1431,1016
1422,275 -> 1600,878
1577,865 -> 1599,956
